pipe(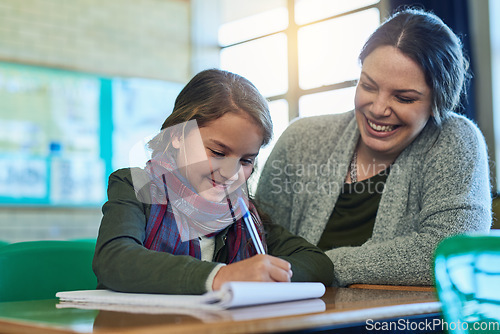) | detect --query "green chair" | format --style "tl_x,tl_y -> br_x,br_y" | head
434,233 -> 500,333
0,240 -> 9,248
71,238 -> 97,243
0,240 -> 97,302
